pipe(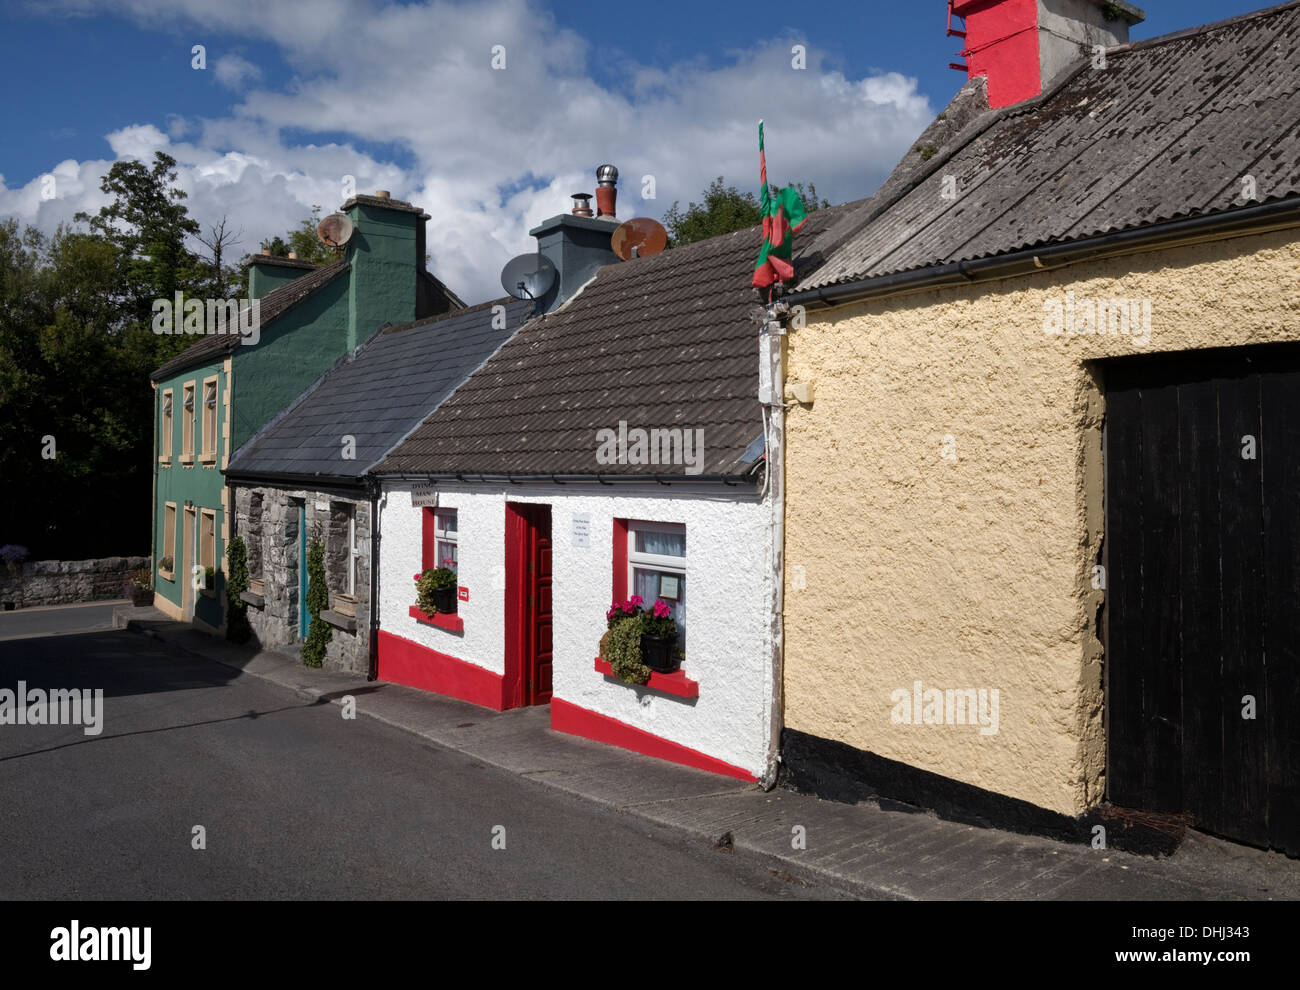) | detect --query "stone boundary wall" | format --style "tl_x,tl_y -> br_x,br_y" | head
0,556 -> 149,608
